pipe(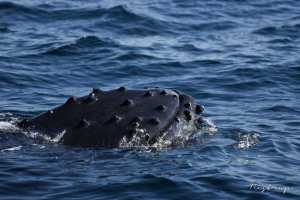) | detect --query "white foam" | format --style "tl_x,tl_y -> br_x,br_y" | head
0,121 -> 19,133
119,116 -> 218,150
23,130 -> 66,144
50,130 -> 66,143
1,146 -> 22,152
0,113 -> 65,144
237,133 -> 260,149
